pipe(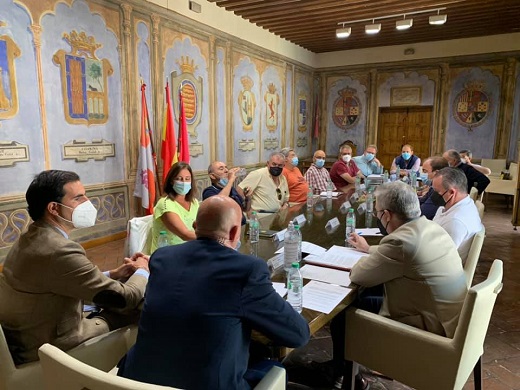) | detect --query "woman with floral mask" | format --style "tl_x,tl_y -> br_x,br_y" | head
150,162 -> 199,252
